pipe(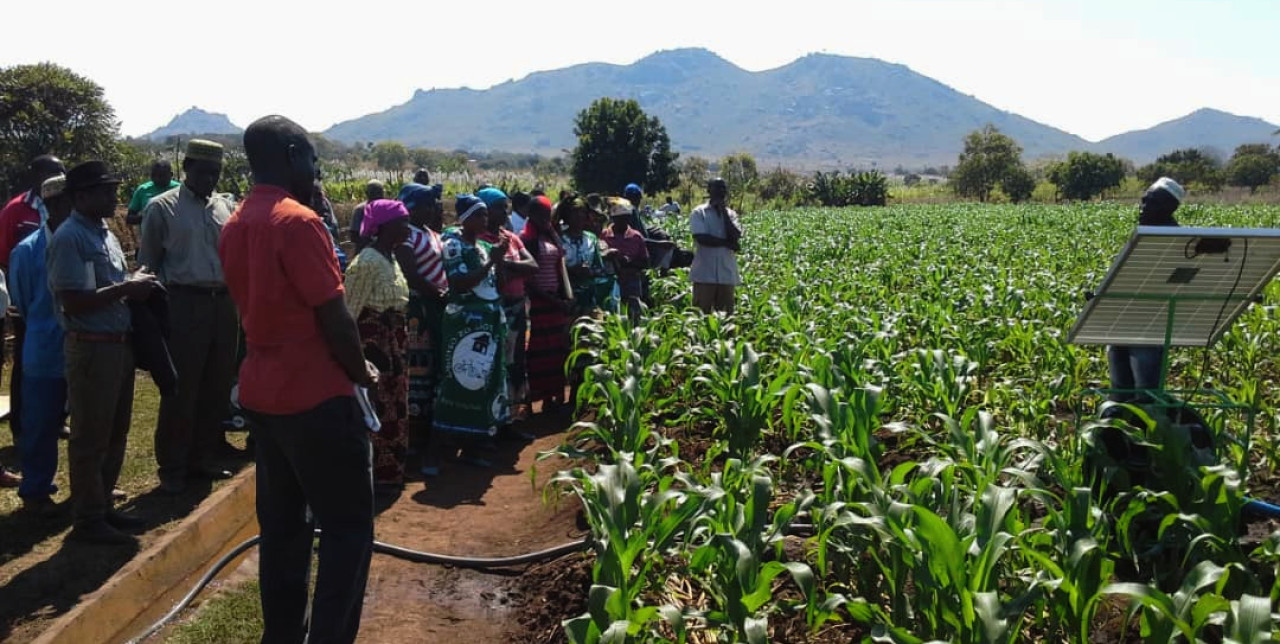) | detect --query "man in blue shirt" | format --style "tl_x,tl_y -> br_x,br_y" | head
48,161 -> 161,545
10,174 -> 72,514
